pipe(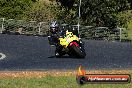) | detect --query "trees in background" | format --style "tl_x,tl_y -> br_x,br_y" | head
0,0 -> 34,19
128,0 -> 132,9
56,0 -> 75,10
81,0 -> 129,28
24,1 -> 58,22
0,0 -> 131,28
56,0 -> 131,28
